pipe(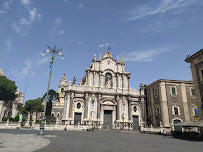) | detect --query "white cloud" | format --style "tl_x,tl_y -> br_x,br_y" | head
11,6 -> 41,35
9,55 -> 50,79
76,41 -> 84,46
21,58 -> 33,77
0,10 -> 6,14
59,30 -> 64,35
20,18 -> 30,25
36,56 -> 49,65
49,17 -> 64,41
4,0 -> 12,9
141,20 -> 177,32
122,49 -> 163,62
21,0 -> 31,6
128,0 -> 201,21
99,43 -> 110,48
0,0 -> 12,14
55,17 -> 63,25
29,8 -> 41,22
69,40 -> 85,46
10,22 -> 21,34
78,2 -> 84,9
